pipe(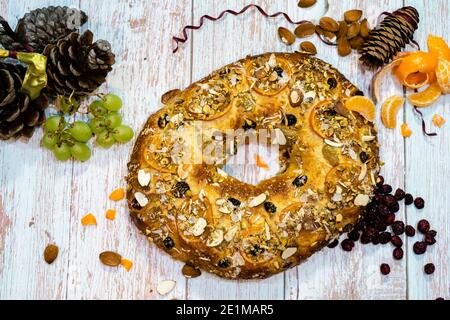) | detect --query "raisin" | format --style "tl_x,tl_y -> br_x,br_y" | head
359,151 -> 369,163
286,114 -> 297,126
174,181 -> 190,198
327,77 -> 337,89
274,66 -> 284,77
263,201 -> 277,214
163,237 -> 175,249
228,197 -> 241,207
292,175 -> 308,187
218,258 -> 231,268
242,119 -> 257,130
158,114 -> 169,128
